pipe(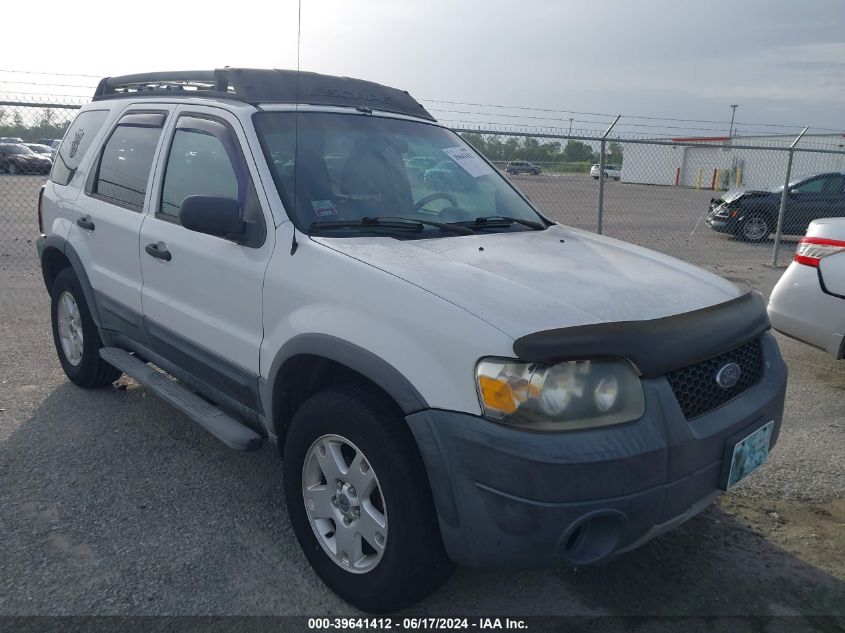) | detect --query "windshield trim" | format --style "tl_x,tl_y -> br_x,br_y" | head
251,109 -> 550,237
